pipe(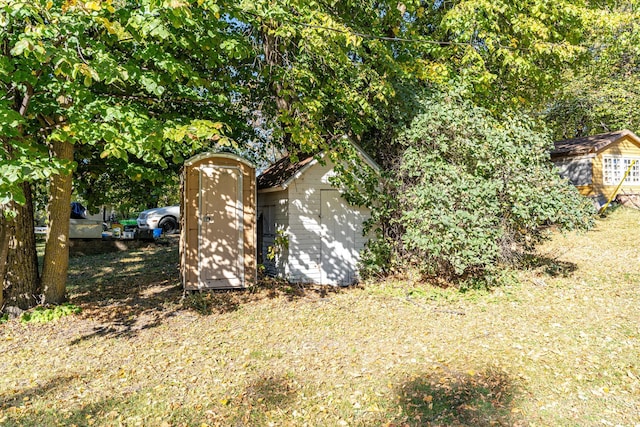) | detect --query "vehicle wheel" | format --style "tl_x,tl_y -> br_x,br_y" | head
158,217 -> 179,235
